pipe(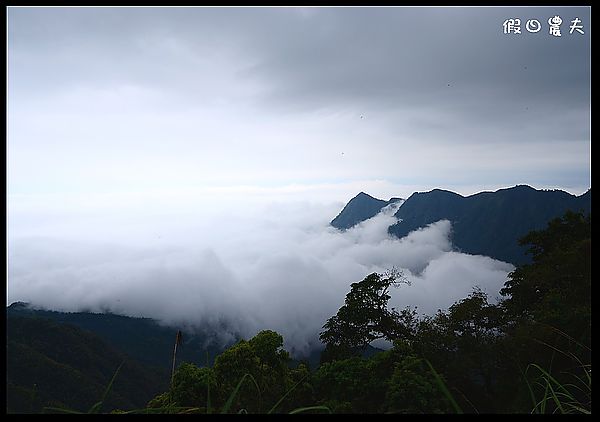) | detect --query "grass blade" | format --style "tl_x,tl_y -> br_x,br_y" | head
519,365 -> 539,414
221,373 -> 261,414
43,406 -> 84,414
528,364 -> 574,397
546,382 -> 565,413
289,405 -> 332,414
88,360 -> 124,414
268,374 -> 309,414
564,404 -> 591,414
120,405 -> 197,414
423,359 -> 463,414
